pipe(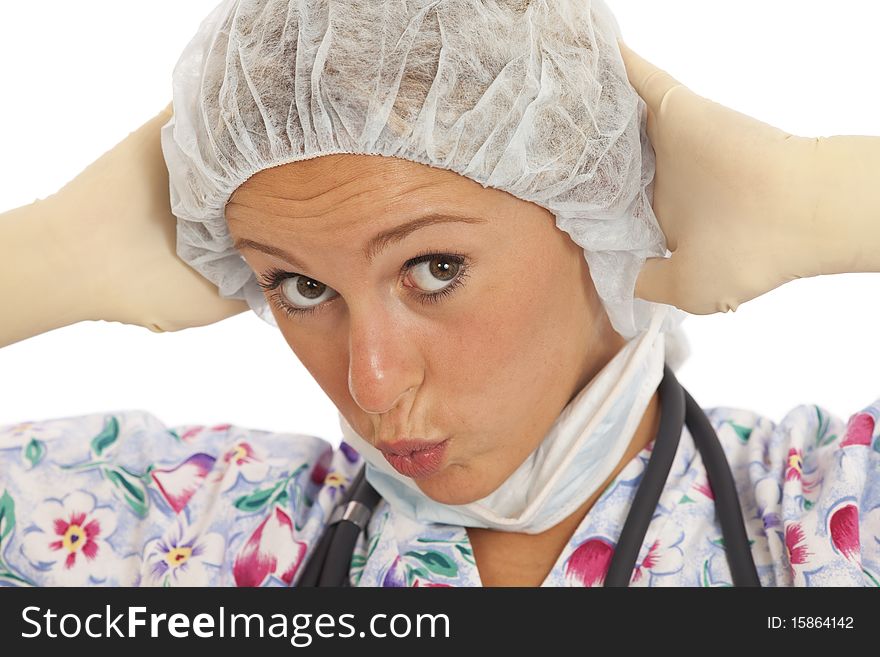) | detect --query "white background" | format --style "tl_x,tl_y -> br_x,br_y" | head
1,0 -> 878,445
